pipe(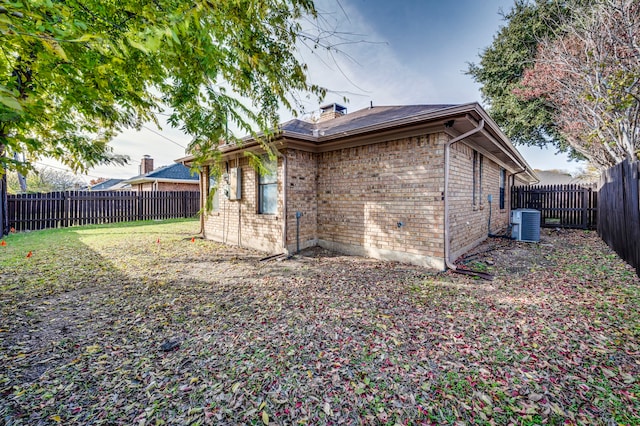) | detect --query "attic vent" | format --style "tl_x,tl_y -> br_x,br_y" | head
319,103 -> 346,122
